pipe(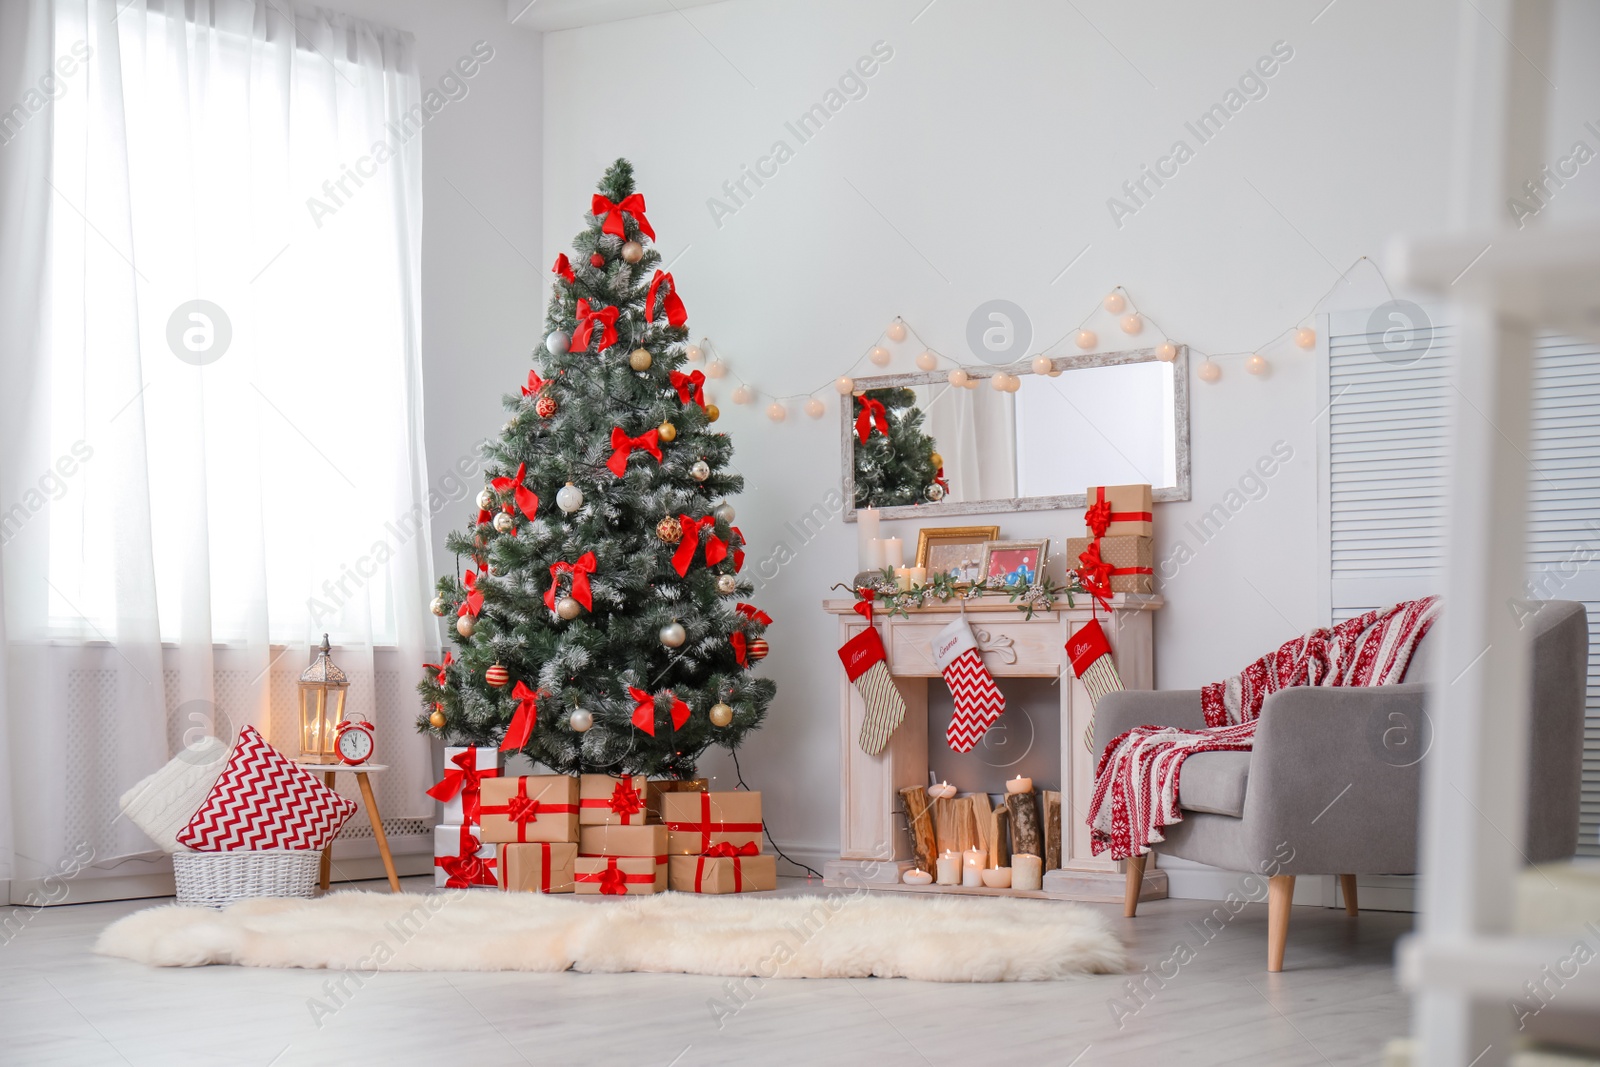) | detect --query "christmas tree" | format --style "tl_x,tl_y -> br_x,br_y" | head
419,159 -> 774,780
852,387 -> 944,508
